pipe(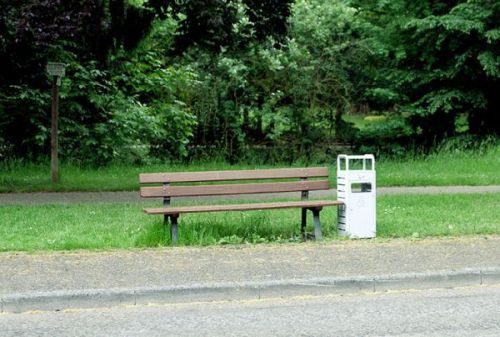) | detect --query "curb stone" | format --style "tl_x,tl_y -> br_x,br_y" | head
2,267 -> 500,313
373,269 -> 482,292
481,268 -> 500,285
